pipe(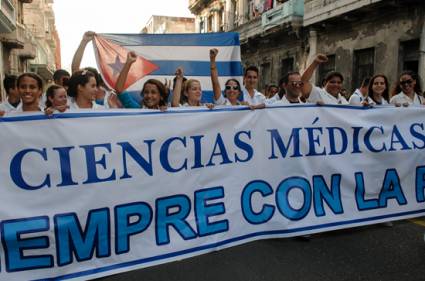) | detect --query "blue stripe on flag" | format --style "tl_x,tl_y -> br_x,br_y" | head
99,32 -> 240,47
150,61 -> 243,77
